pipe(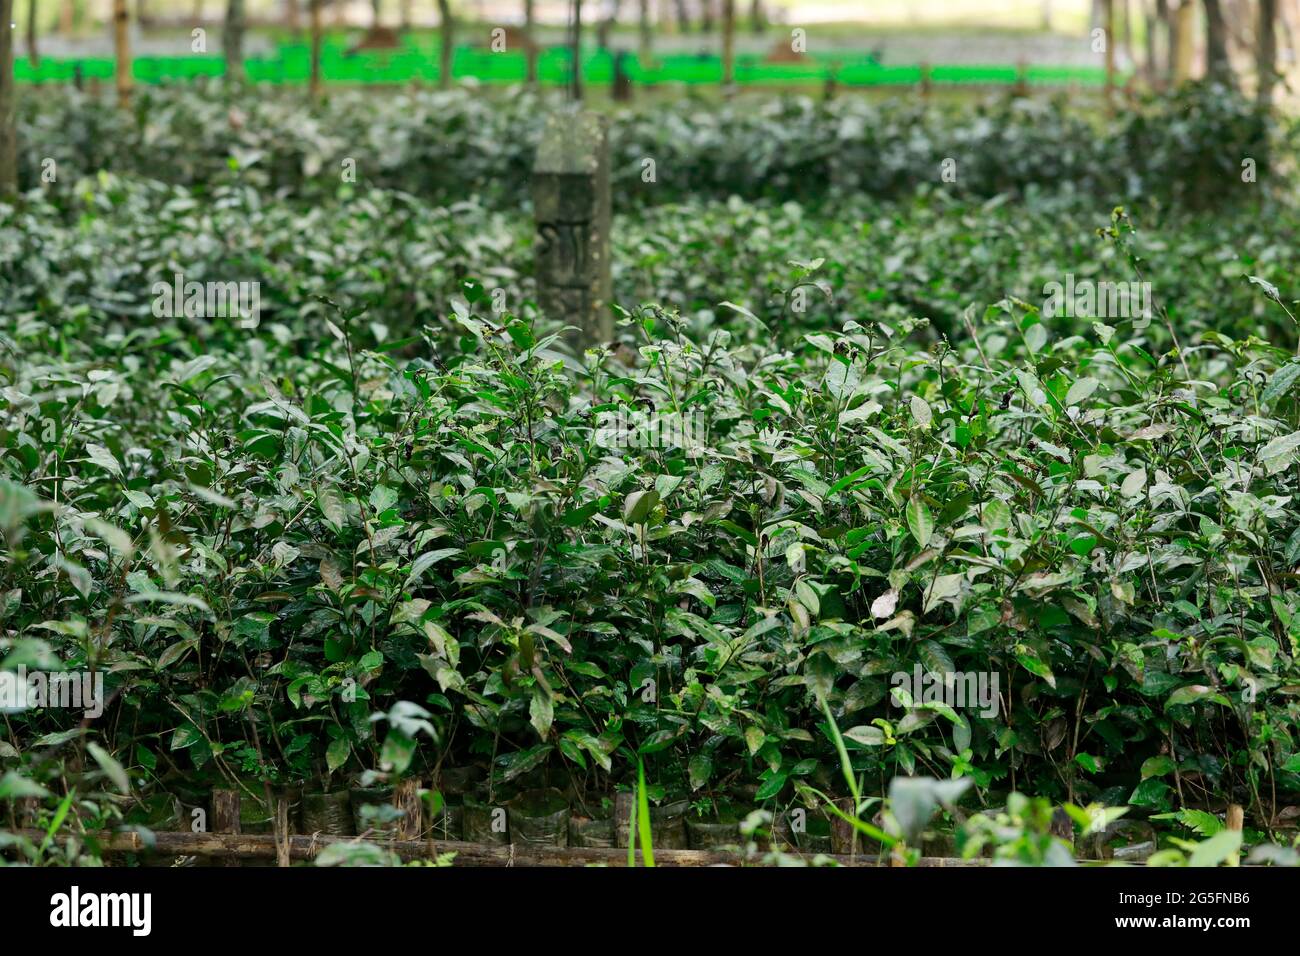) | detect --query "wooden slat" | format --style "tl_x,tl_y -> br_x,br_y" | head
11,828 -> 994,867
